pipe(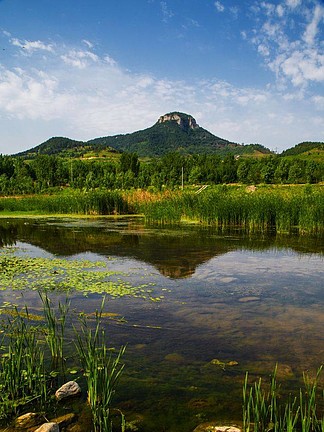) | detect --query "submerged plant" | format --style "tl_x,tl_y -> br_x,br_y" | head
74,298 -> 126,432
